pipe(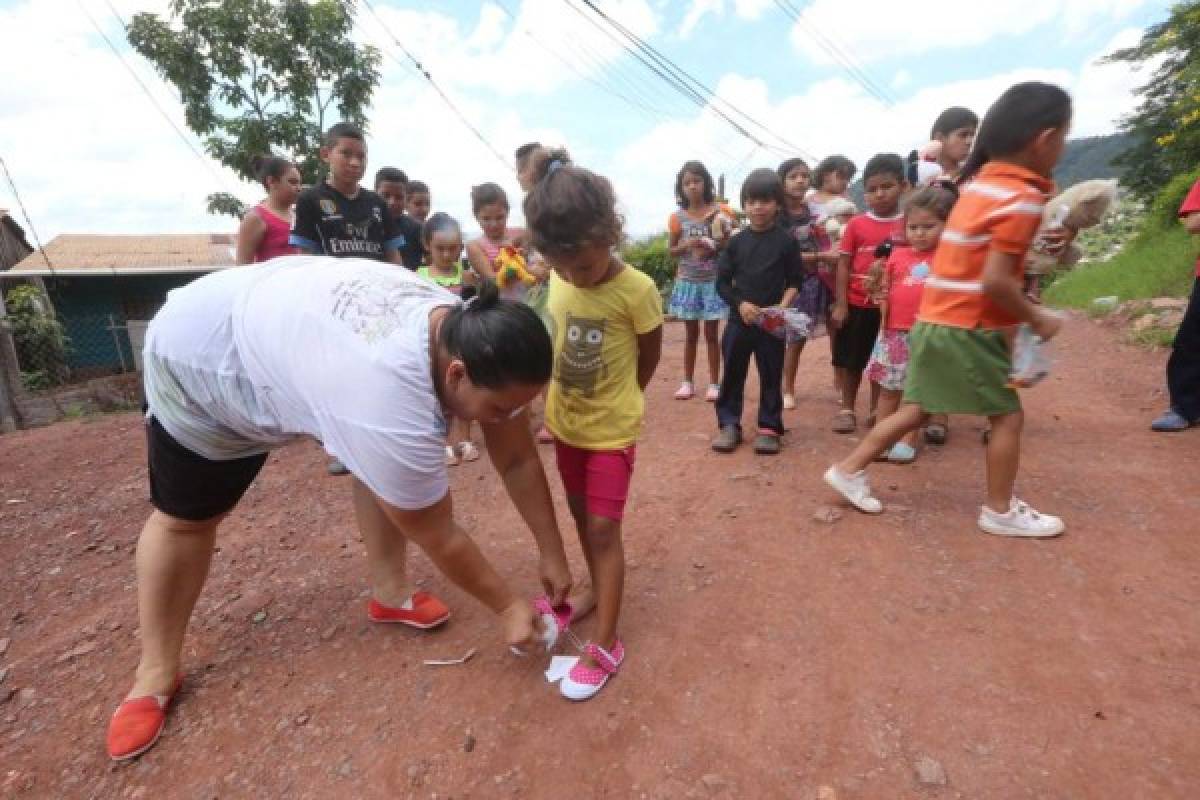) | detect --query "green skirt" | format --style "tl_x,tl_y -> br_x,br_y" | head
902,322 -> 1021,416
